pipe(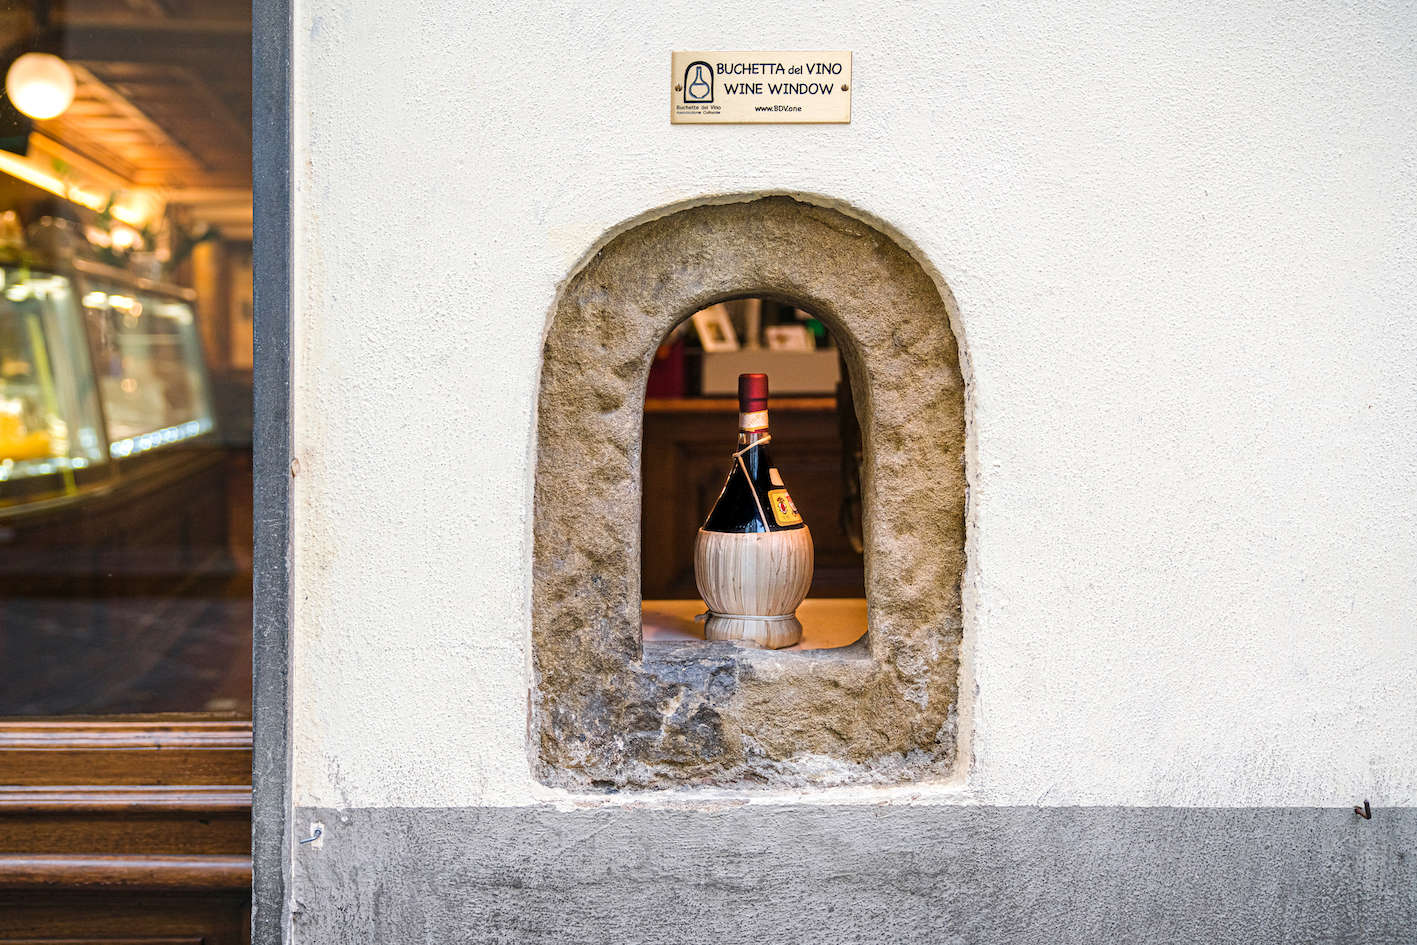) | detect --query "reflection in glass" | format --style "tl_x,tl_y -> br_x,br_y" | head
0,264 -> 249,716
0,268 -> 106,484
0,0 -> 253,720
82,286 -> 215,454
